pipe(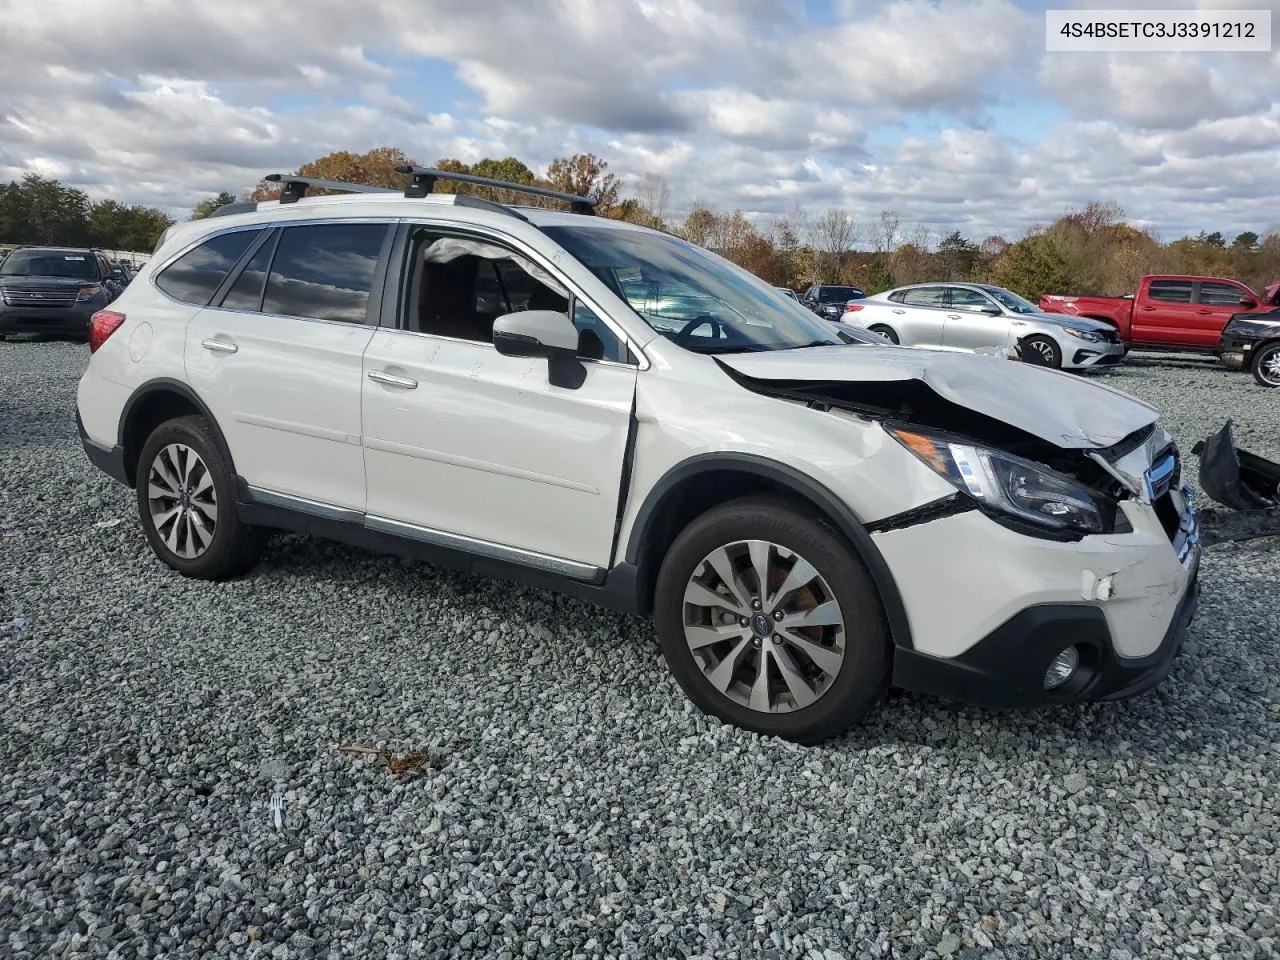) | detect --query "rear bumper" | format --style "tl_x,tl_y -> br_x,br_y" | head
76,409 -> 130,486
0,302 -> 97,336
892,559 -> 1200,708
